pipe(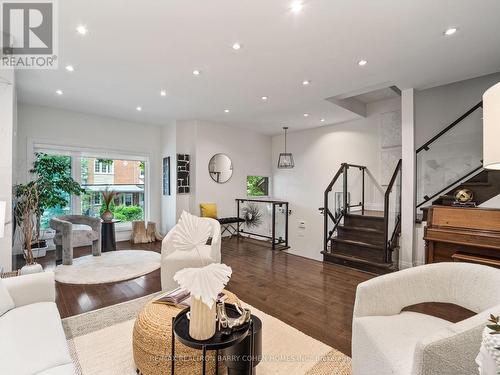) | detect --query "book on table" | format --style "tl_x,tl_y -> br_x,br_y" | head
154,288 -> 191,307
154,288 -> 228,308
